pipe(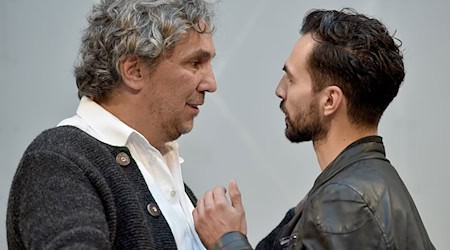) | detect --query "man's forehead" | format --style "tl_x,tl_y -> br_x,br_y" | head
287,34 -> 315,65
173,31 -> 215,57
